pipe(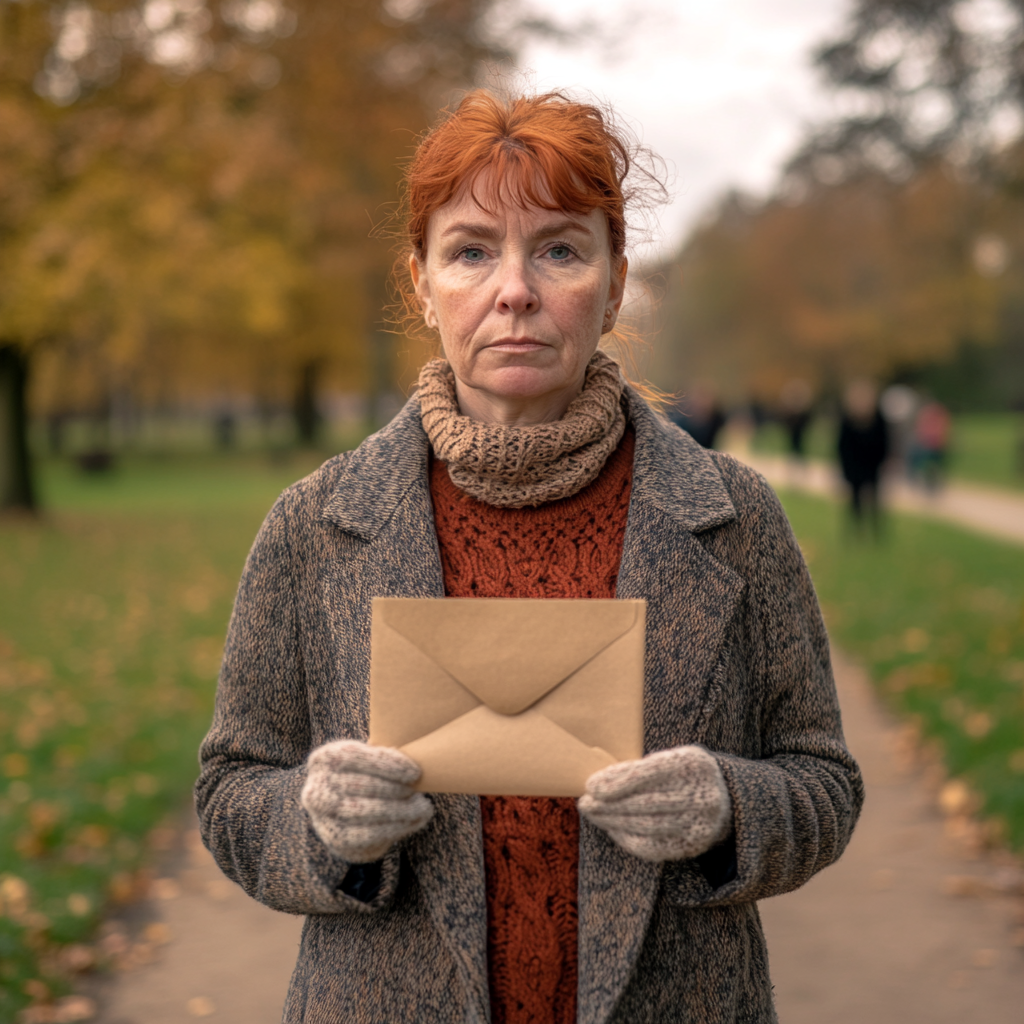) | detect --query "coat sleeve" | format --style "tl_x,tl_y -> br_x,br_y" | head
667,465 -> 865,907
194,491 -> 401,916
